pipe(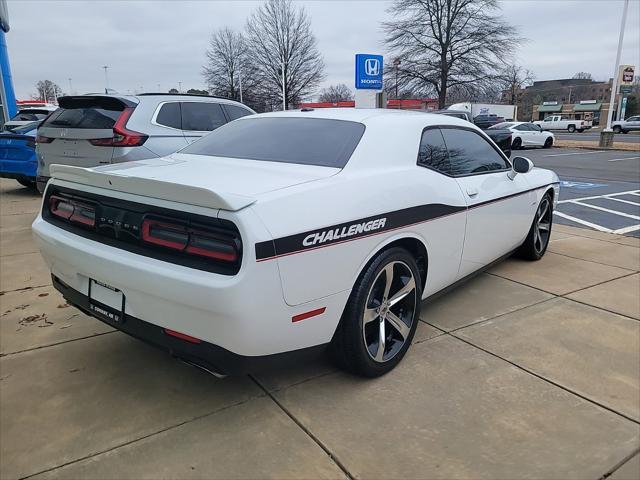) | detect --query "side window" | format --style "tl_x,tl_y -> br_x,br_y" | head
223,104 -> 253,121
181,102 -> 227,131
417,128 -> 450,174
155,102 -> 181,129
441,128 -> 509,176
514,124 -> 528,131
